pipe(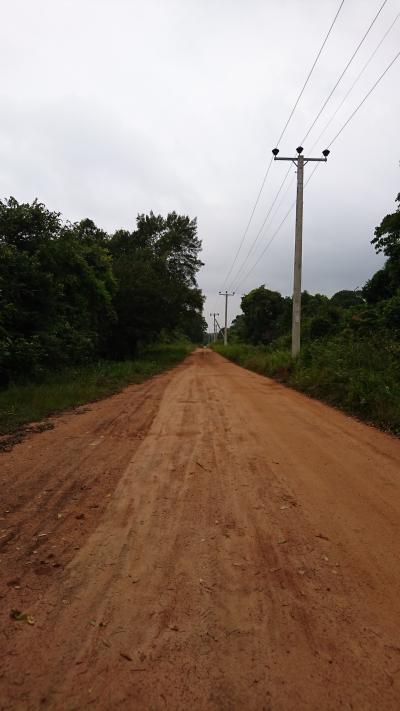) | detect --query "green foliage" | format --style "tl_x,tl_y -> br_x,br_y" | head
371,192 -> 400,259
0,198 -> 206,384
214,335 -> 400,434
221,193 -> 400,435
213,342 -> 293,380
108,211 -> 205,356
330,289 -> 364,309
292,333 -> 400,430
362,265 -> 395,303
239,285 -> 291,344
363,193 -> 400,304
0,342 -> 194,436
0,199 -> 117,382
